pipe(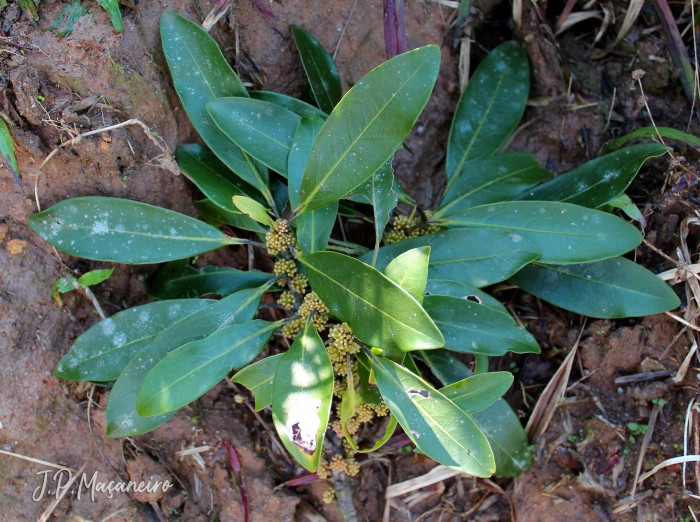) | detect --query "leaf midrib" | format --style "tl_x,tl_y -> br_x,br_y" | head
54,224 -> 228,243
